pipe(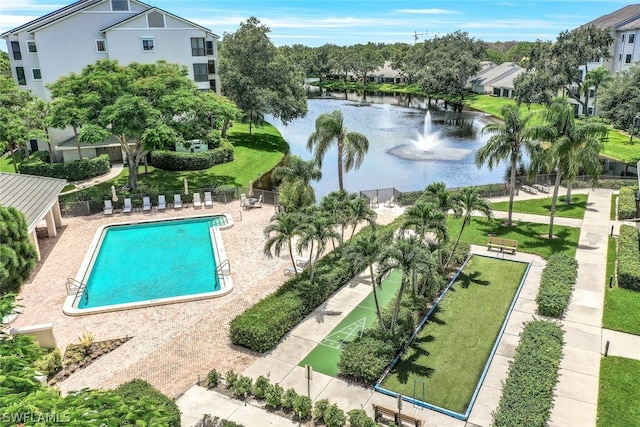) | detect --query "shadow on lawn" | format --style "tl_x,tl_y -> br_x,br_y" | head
474,218 -> 575,255
228,131 -> 288,154
457,270 -> 490,288
393,334 -> 435,384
